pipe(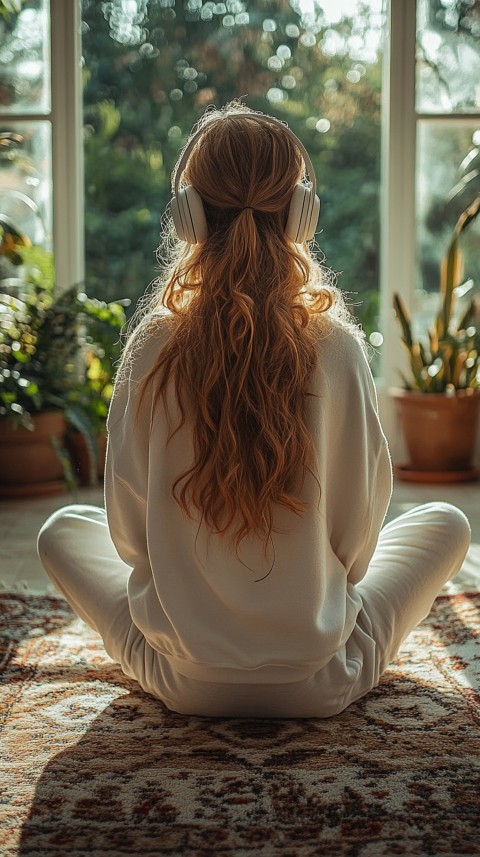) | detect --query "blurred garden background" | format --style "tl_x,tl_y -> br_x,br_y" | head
81,0 -> 384,333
